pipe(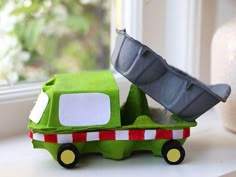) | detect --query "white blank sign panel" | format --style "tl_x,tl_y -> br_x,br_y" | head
29,91 -> 48,123
59,93 -> 111,126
